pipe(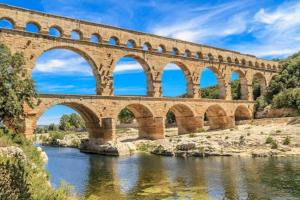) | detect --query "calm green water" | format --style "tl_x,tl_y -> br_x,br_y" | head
43,146 -> 300,200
